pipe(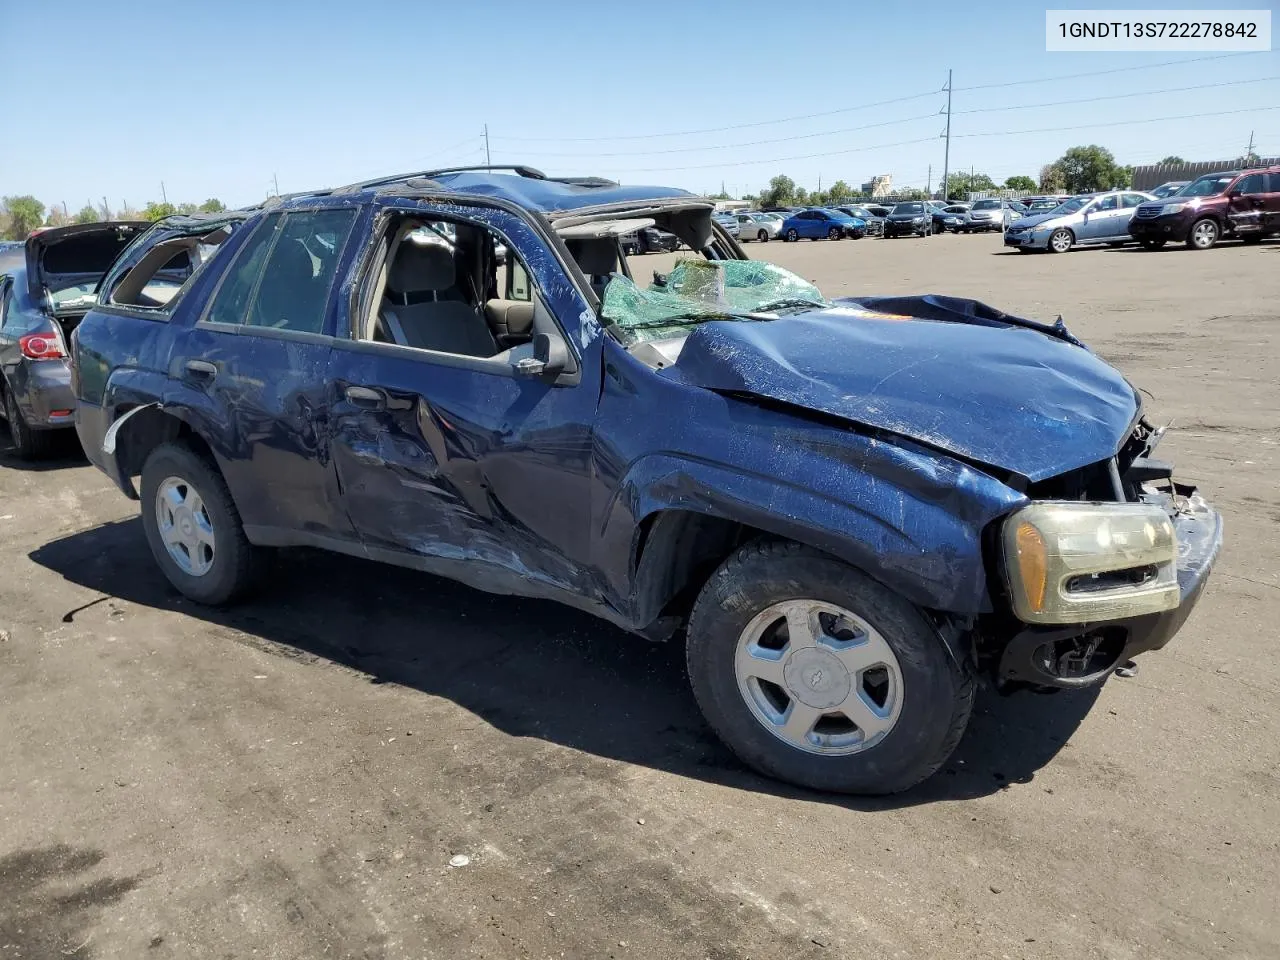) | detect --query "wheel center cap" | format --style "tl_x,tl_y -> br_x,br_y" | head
783,647 -> 851,709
